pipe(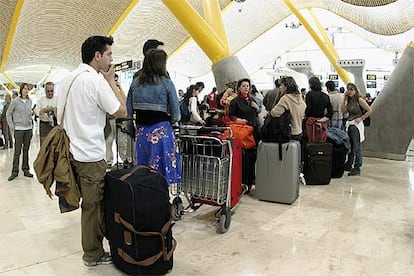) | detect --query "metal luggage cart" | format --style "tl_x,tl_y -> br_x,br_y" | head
172,125 -> 239,233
